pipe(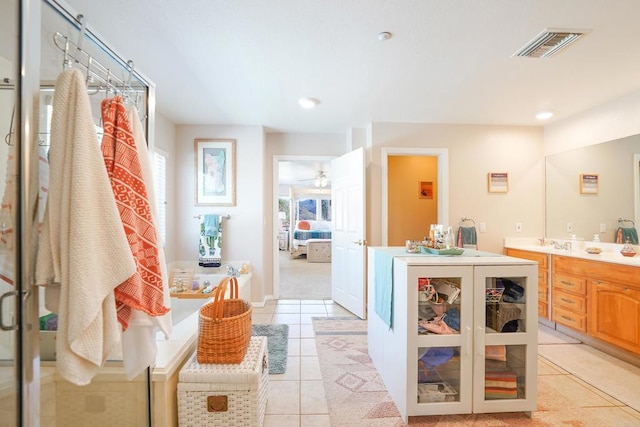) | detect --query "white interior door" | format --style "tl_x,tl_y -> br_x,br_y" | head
331,147 -> 366,318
